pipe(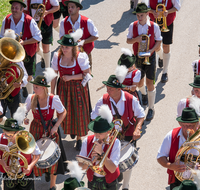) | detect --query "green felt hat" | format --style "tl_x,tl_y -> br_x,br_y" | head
57,34 -> 77,46
9,0 -> 26,8
102,75 -> 126,88
173,180 -> 197,190
118,53 -> 136,68
61,177 -> 84,190
64,0 -> 83,10
88,116 -> 114,133
189,75 -> 200,88
0,118 -> 25,131
30,75 -> 50,87
133,3 -> 151,14
176,108 -> 199,123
